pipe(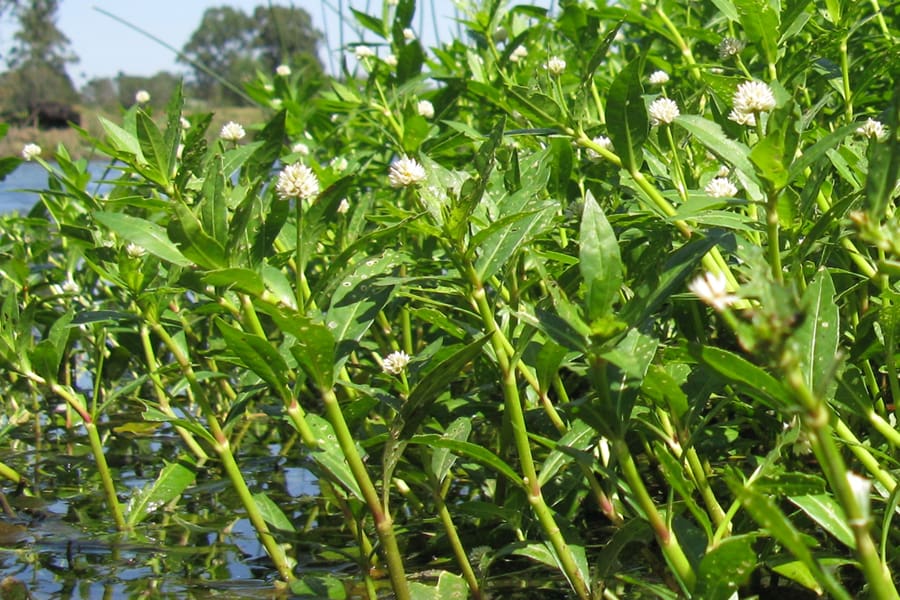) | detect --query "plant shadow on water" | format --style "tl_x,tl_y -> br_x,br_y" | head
0,410 -> 339,599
